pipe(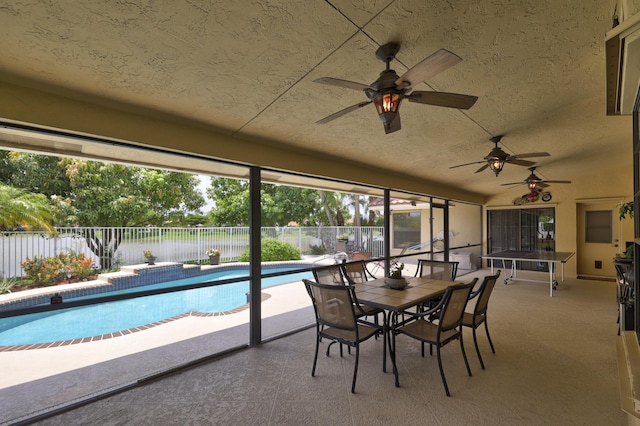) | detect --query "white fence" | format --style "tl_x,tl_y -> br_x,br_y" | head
1,226 -> 384,278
